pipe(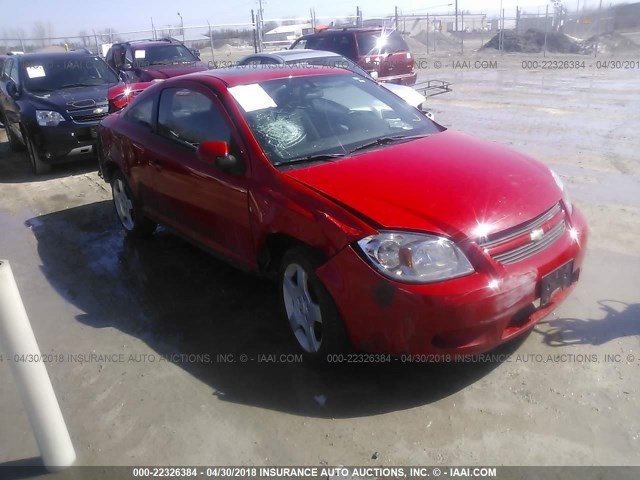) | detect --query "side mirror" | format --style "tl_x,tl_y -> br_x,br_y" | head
197,141 -> 244,175
190,49 -> 201,60
6,80 -> 19,99
119,71 -> 129,83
